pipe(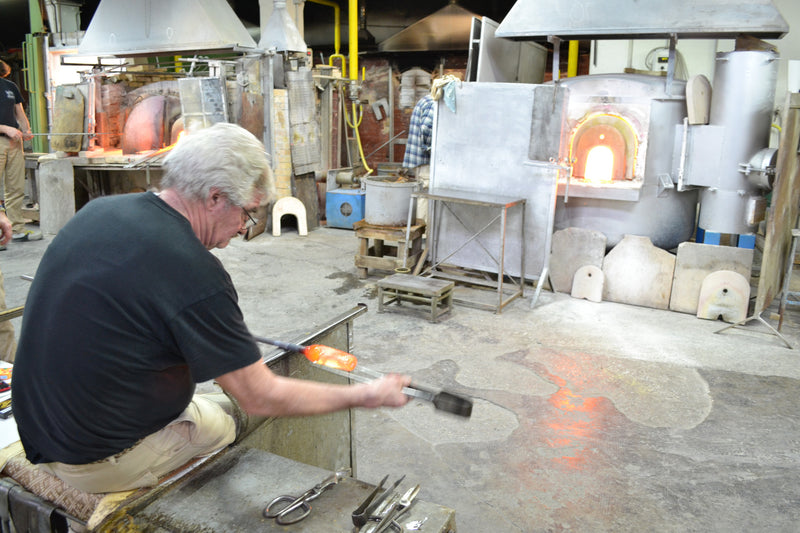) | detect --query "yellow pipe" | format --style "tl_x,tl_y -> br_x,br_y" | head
348,0 -> 358,80
353,103 -> 372,173
329,53 -> 347,73
568,40 -> 579,77
342,90 -> 373,174
308,0 -> 341,56
337,0 -> 370,173
308,0 -> 346,71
